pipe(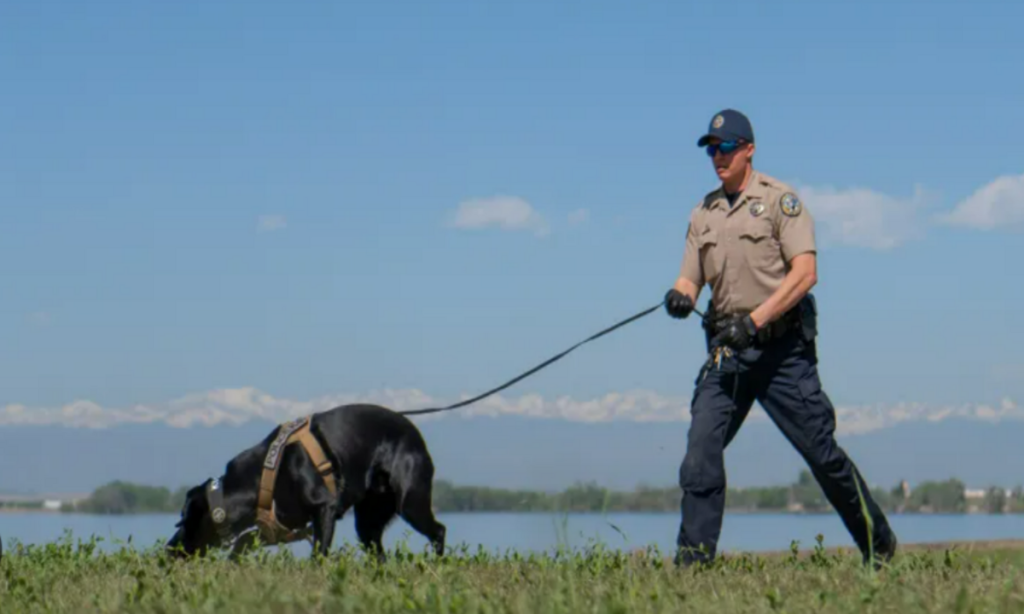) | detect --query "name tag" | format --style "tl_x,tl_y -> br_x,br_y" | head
263,417 -> 308,470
